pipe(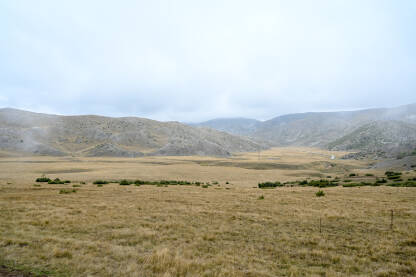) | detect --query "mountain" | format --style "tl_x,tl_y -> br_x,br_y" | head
327,120 -> 416,158
0,108 -> 265,157
193,103 -> 416,157
193,118 -> 261,136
